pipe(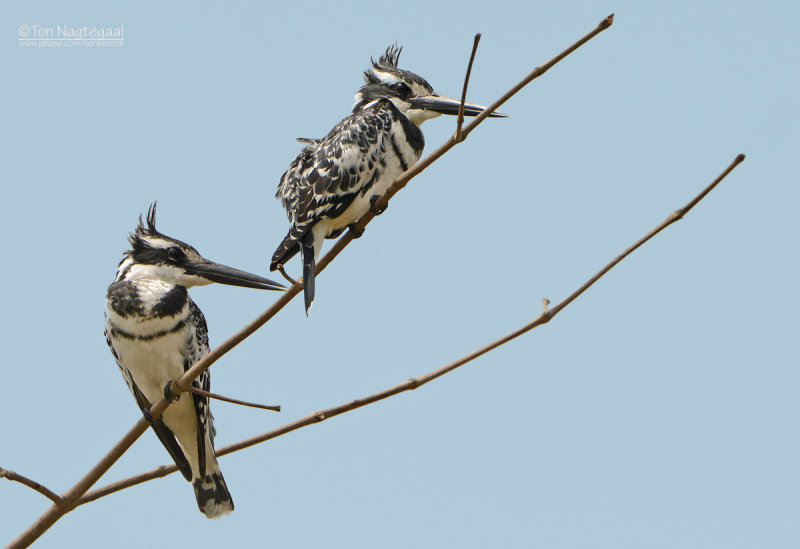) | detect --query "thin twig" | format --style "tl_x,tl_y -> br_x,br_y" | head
186,386 -> 281,412
455,33 -> 481,142
1,468 -> 63,505
8,18 -> 614,548
76,154 -> 745,509
75,465 -> 174,506
278,265 -> 297,286
547,153 -> 745,319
